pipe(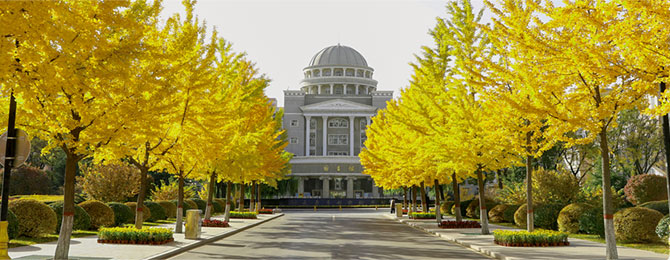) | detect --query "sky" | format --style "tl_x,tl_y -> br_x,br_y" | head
160,0 -> 491,107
